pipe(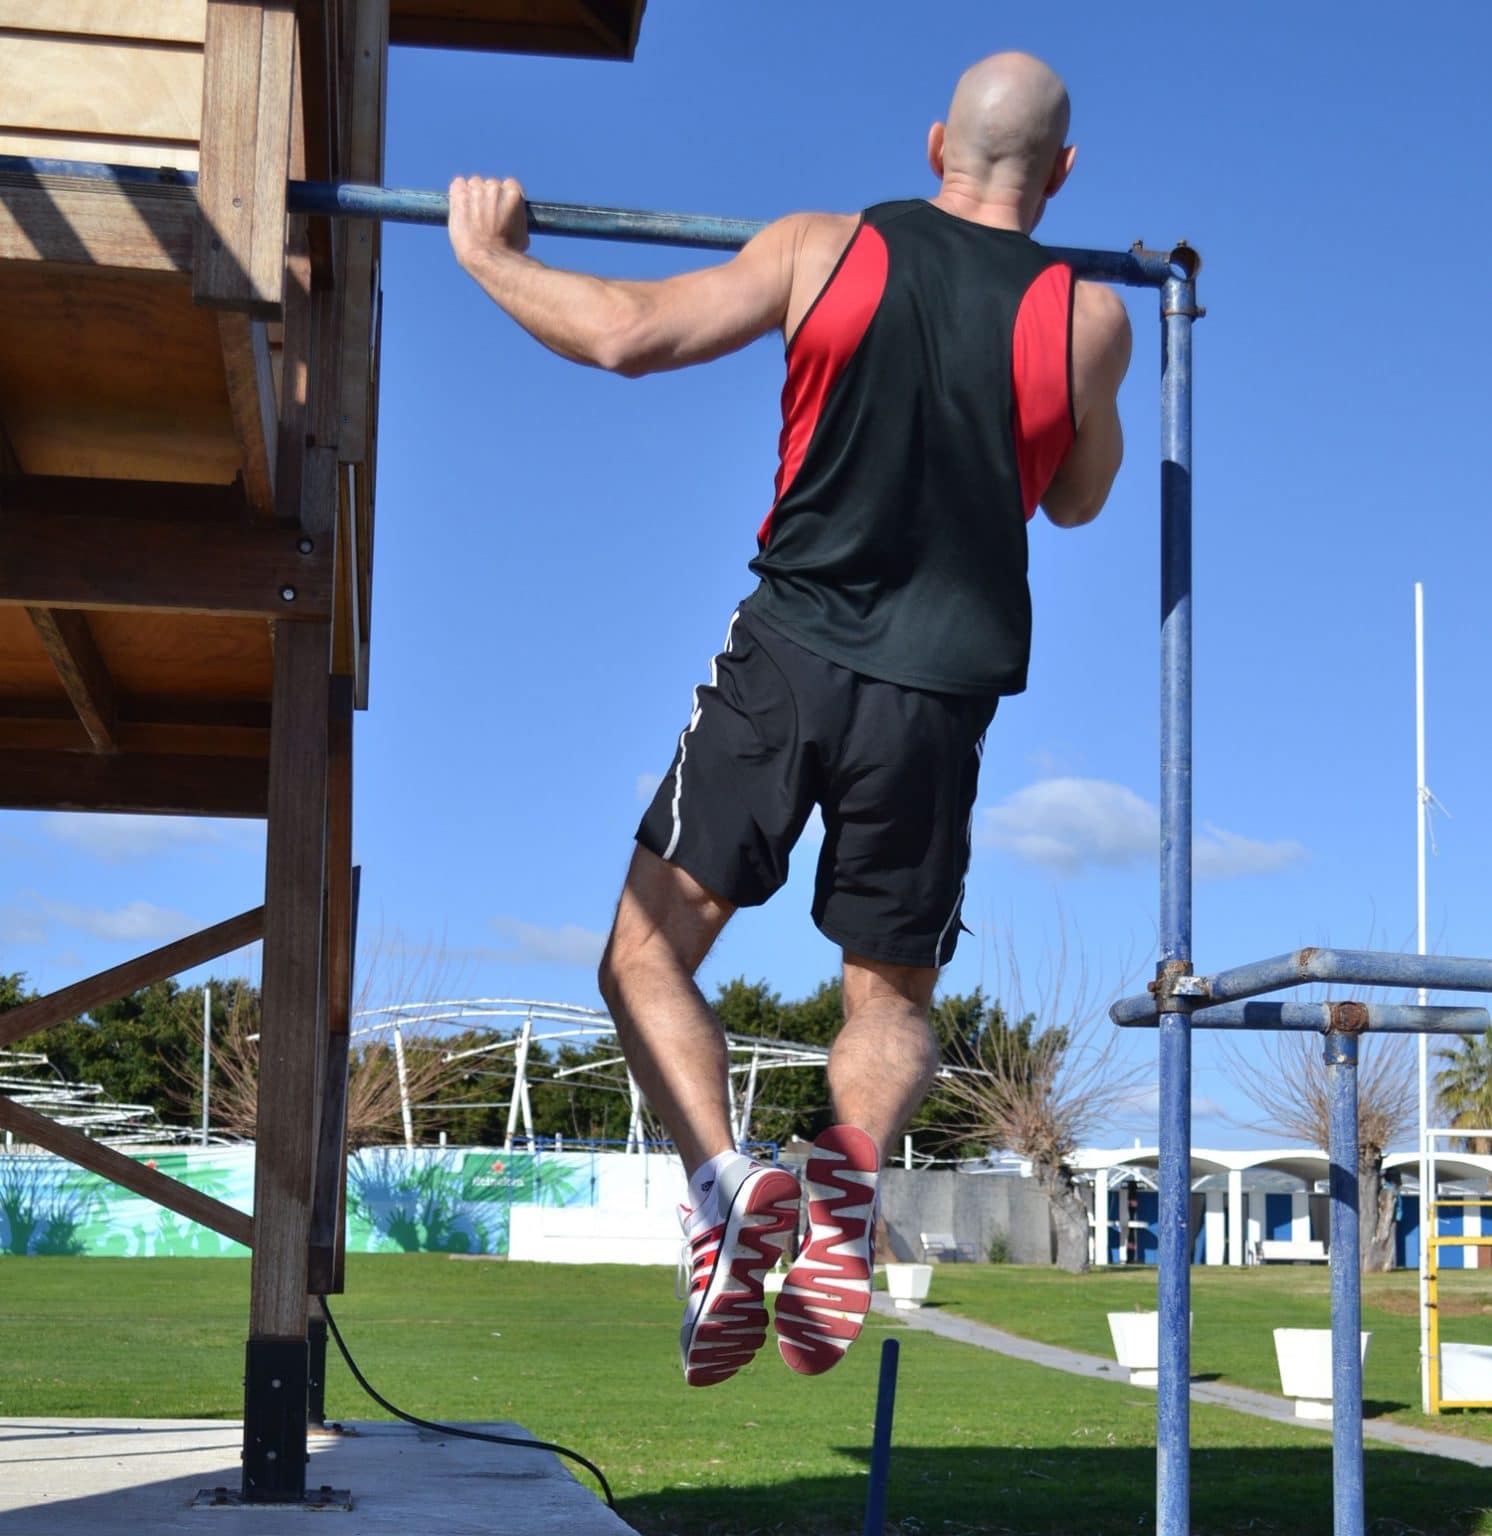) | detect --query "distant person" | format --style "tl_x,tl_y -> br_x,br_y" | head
449,50 -> 1131,1386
